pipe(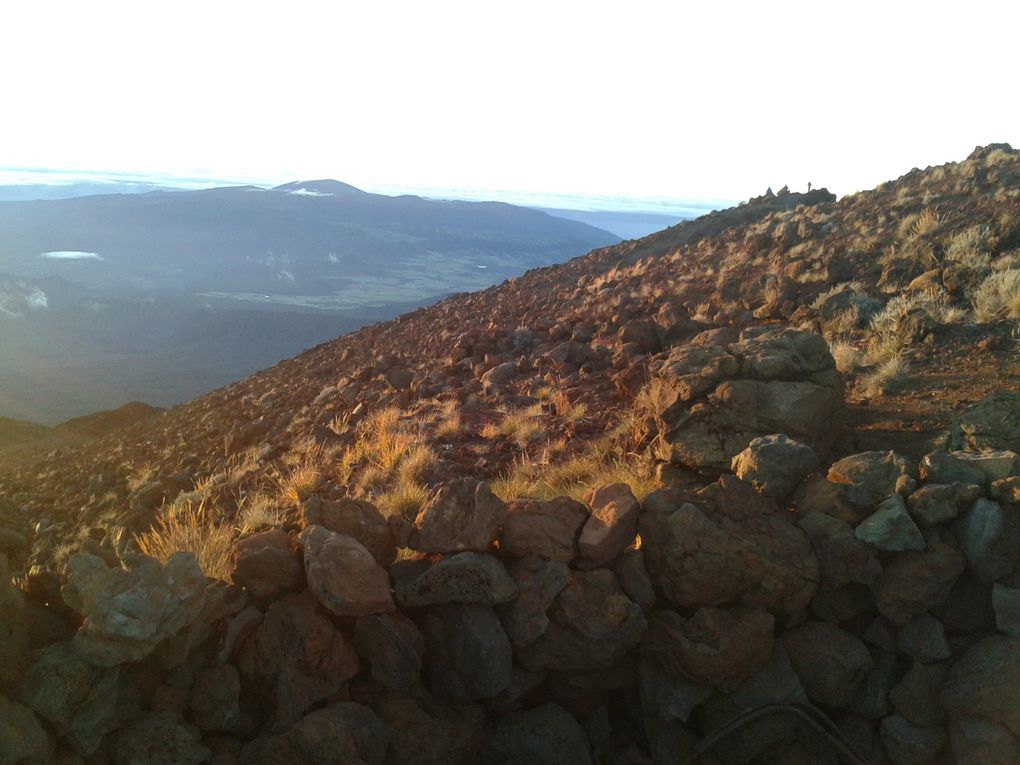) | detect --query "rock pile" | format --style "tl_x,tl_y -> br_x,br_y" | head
2,405 -> 1019,765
